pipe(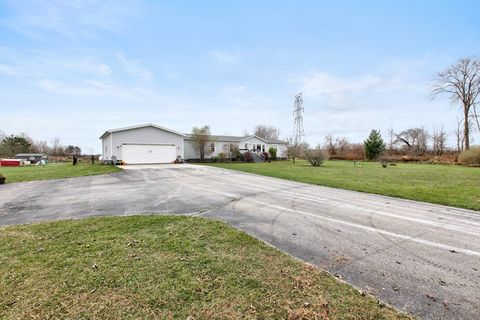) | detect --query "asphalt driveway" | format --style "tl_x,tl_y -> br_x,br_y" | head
1,164 -> 479,319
